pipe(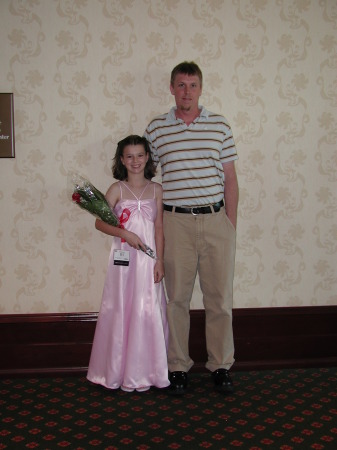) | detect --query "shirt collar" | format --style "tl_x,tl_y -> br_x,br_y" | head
168,105 -> 208,122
